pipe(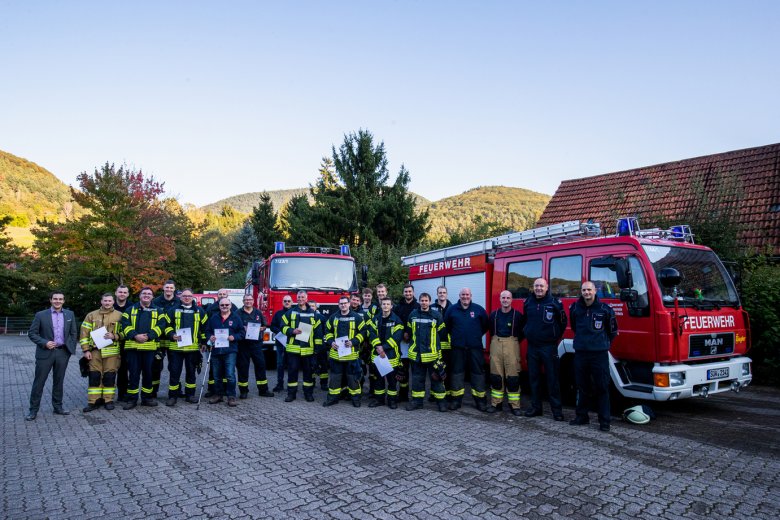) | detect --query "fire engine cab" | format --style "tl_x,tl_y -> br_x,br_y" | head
247,242 -> 360,345
402,219 -> 752,402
